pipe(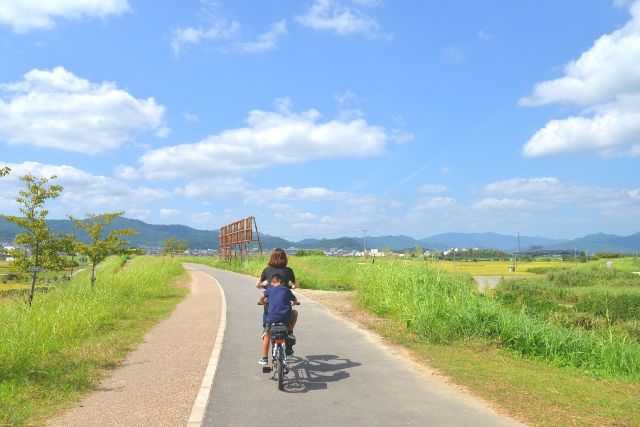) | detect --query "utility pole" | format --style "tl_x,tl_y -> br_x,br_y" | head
453,249 -> 457,274
362,229 -> 368,259
514,232 -> 520,272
